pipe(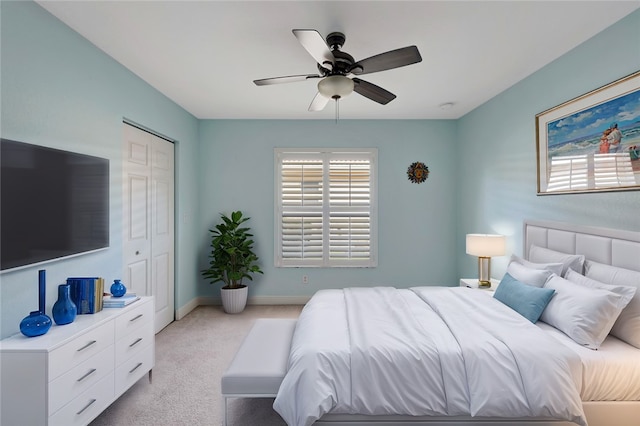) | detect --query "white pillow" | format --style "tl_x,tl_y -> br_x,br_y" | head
510,254 -> 563,276
566,269 -> 636,300
584,261 -> 640,348
506,262 -> 555,288
528,245 -> 585,276
540,274 -> 634,349
584,260 -> 640,286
